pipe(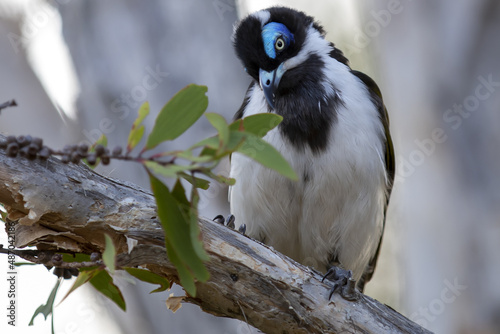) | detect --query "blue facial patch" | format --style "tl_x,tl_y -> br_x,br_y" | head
261,22 -> 294,59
